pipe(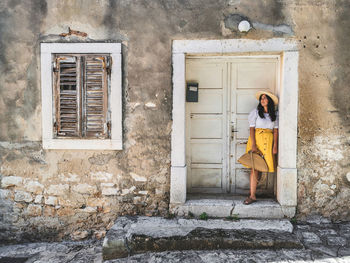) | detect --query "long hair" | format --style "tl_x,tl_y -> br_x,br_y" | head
257,94 -> 276,121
